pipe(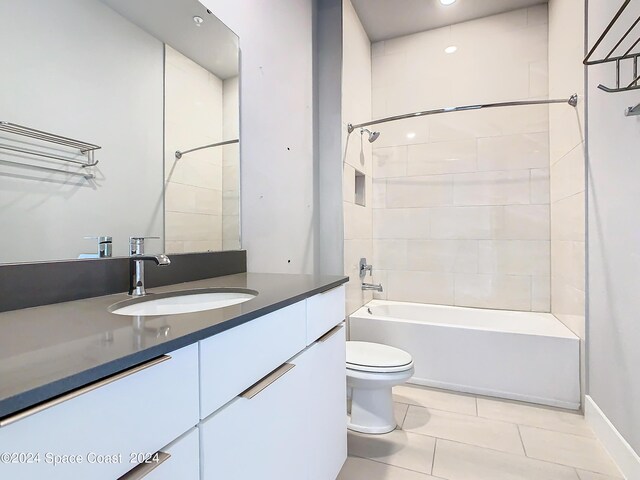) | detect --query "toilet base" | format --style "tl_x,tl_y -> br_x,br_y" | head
346,366 -> 414,435
347,417 -> 396,434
